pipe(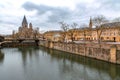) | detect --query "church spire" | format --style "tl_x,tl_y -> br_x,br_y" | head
29,23 -> 33,29
89,17 -> 92,29
22,15 -> 28,27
